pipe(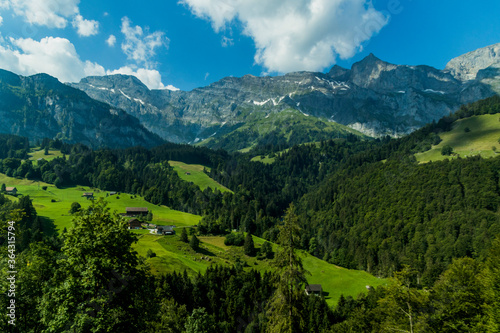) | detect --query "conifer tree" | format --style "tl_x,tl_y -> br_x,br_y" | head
266,204 -> 309,333
180,227 -> 189,243
190,234 -> 200,252
244,232 -> 255,256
